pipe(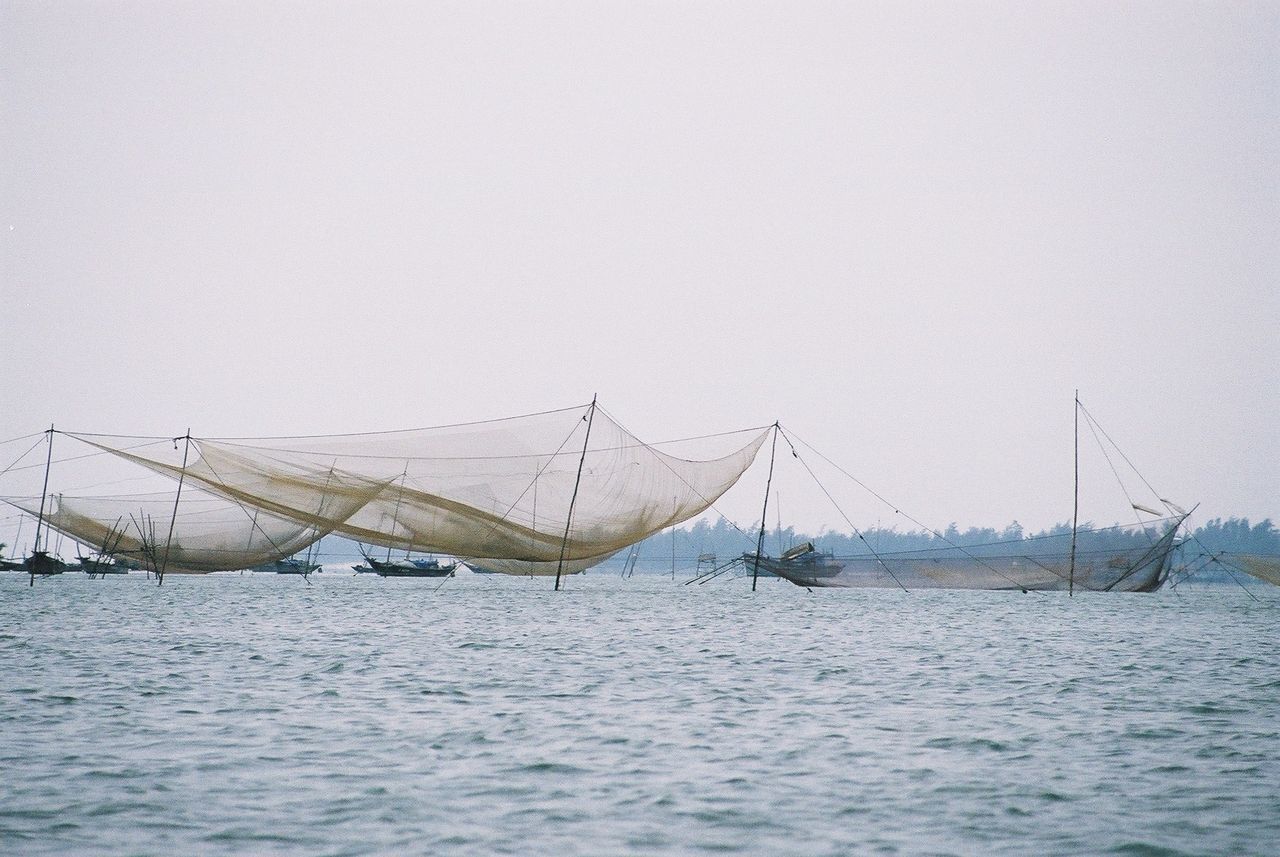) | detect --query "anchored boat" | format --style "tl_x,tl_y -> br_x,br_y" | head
364,555 -> 458,577
733,394 -> 1191,593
